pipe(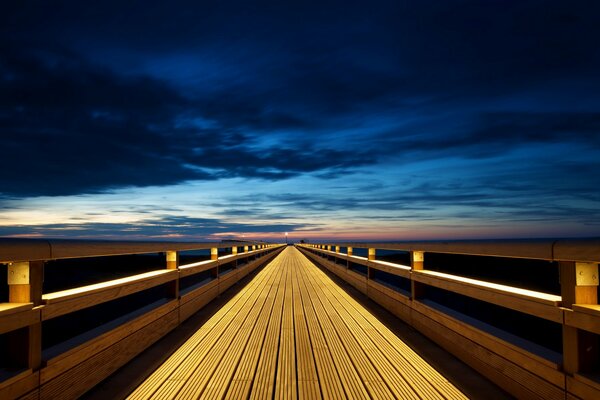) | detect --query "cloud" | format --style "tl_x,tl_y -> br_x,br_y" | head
0,215 -> 318,239
0,42 -> 376,197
